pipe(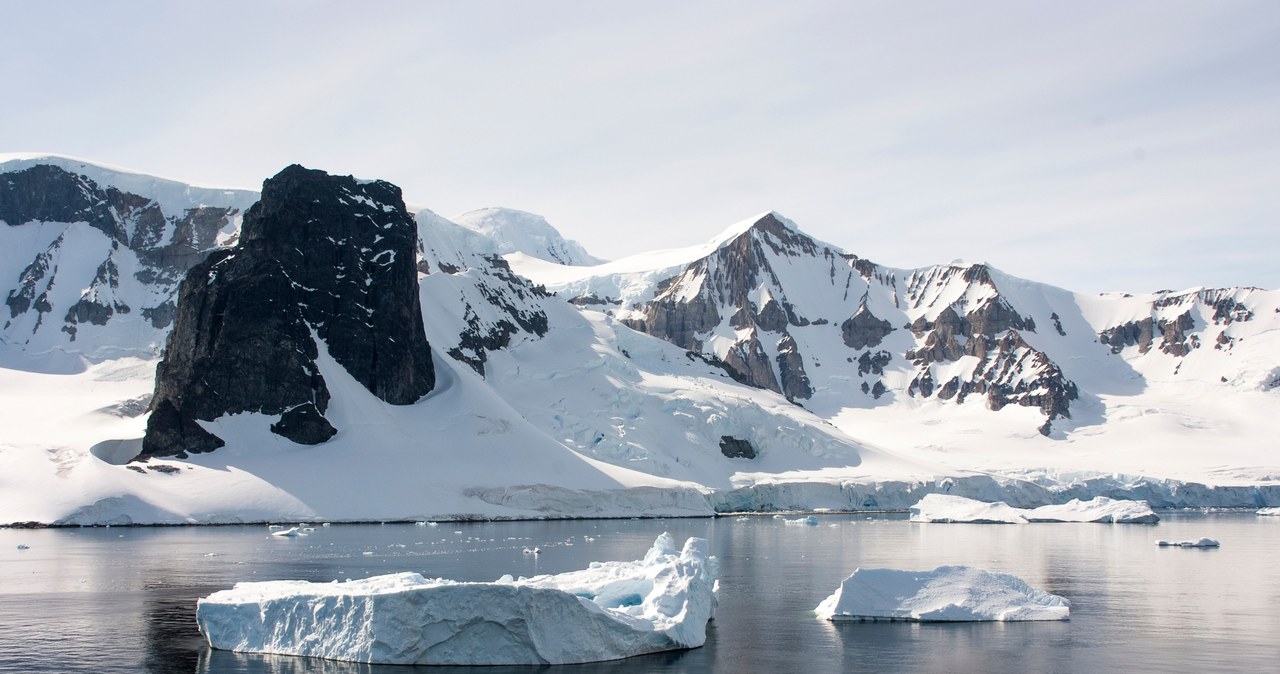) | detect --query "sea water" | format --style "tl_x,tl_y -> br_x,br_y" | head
1,512 -> 1276,673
